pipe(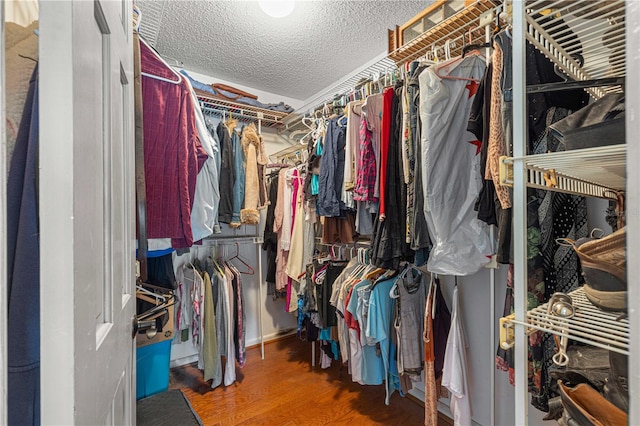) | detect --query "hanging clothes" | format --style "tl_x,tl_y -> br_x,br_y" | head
7,64 -> 40,426
229,120 -> 245,228
329,257 -> 360,365
408,62 -> 432,261
140,41 -> 208,248
363,93 -> 383,201
256,132 -> 269,210
202,271 -> 219,383
353,116 -> 377,204
318,116 -> 347,217
377,87 -> 394,220
184,264 -> 205,370
424,276 -> 452,425
354,280 -> 383,385
534,107 -> 588,411
210,260 -> 227,389
240,123 -> 262,225
396,267 -> 426,377
263,172 -> 280,294
371,83 -> 413,270
401,81 -> 414,244
346,278 -> 371,383
318,262 -> 347,329
222,264 -> 237,386
344,100 -> 363,191
286,177 -> 306,283
5,21 -> 38,163
216,122 -> 235,224
175,266 -> 191,342
419,54 -> 492,275
273,168 -> 291,292
424,280 -> 437,426
442,286 -> 471,426
367,275 -> 400,406
486,41 -> 511,211
183,78 -> 221,241
227,263 -> 247,368
321,213 -> 356,245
